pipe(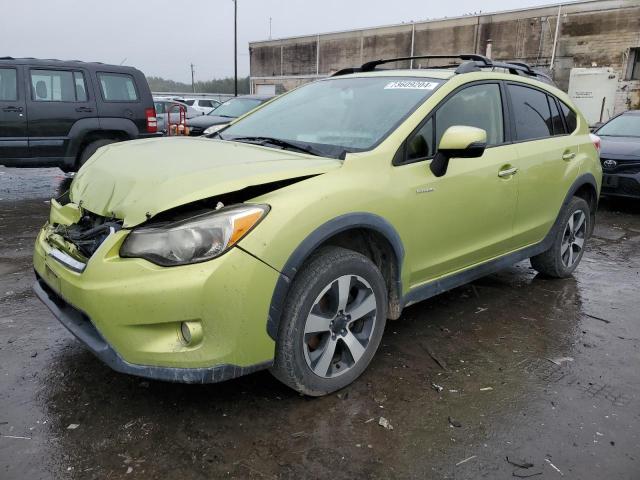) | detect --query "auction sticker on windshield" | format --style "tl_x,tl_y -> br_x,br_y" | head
384,81 -> 440,90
